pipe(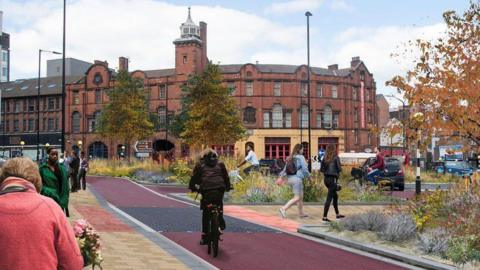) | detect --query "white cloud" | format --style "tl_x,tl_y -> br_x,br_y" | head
326,23 -> 446,108
265,0 -> 323,15
329,0 -> 354,12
